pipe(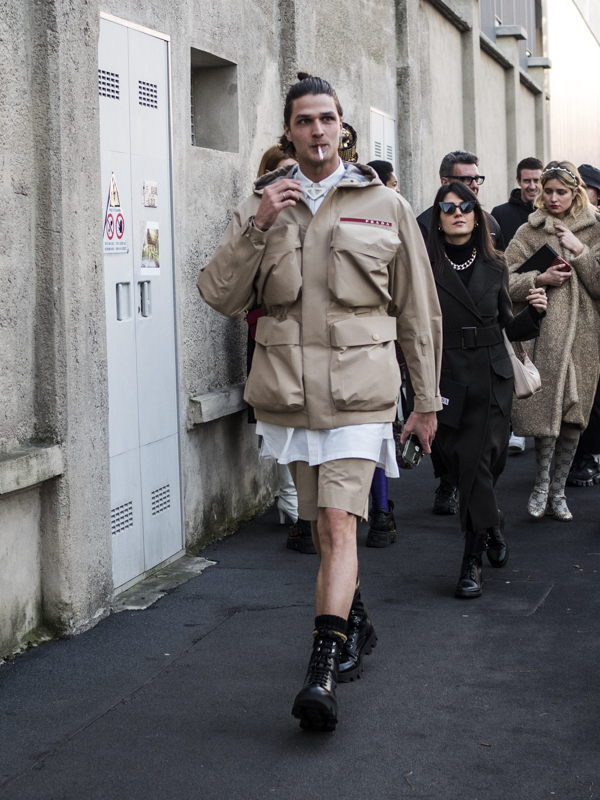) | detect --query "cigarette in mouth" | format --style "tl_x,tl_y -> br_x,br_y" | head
317,146 -> 324,160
